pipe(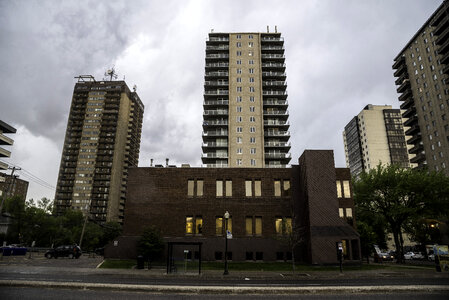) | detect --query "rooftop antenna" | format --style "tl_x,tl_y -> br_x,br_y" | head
275,25 -> 277,33
133,84 -> 137,92
104,67 -> 118,81
211,28 -> 214,33
267,25 -> 269,33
